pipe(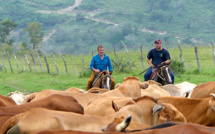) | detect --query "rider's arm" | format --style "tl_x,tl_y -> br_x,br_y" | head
163,59 -> 171,64
146,58 -> 155,68
107,56 -> 113,73
90,56 -> 100,73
